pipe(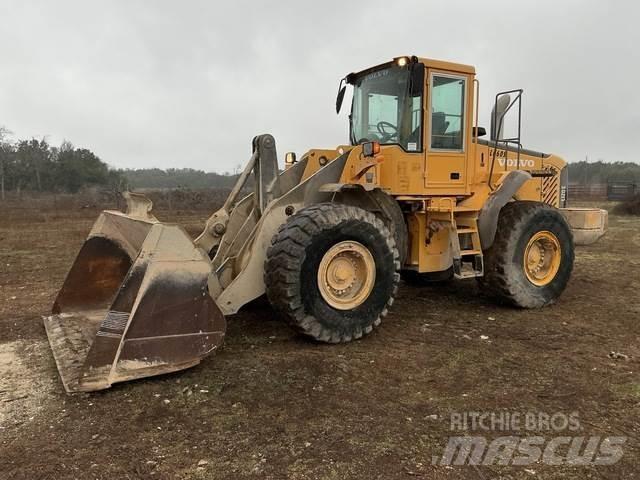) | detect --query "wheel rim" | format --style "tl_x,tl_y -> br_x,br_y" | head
524,231 -> 562,286
317,241 -> 376,310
